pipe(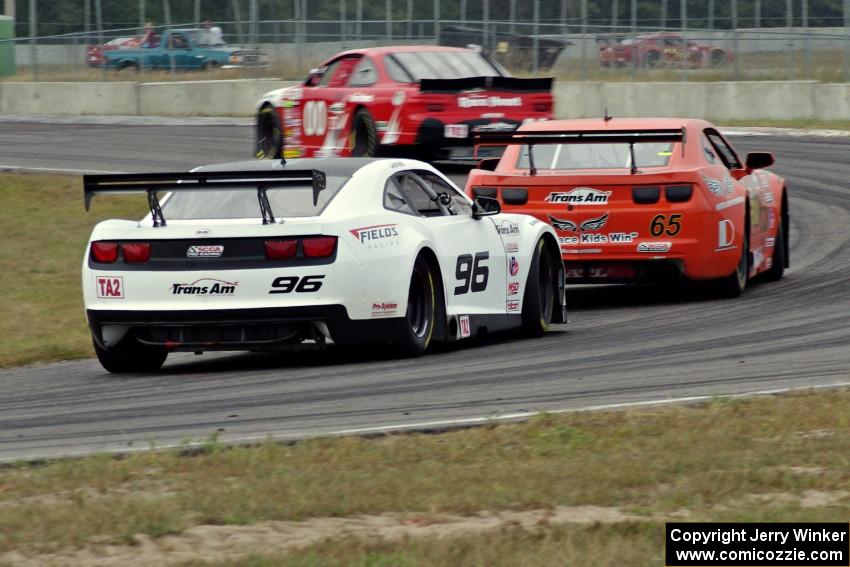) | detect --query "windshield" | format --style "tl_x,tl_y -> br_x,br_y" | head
183,30 -> 220,47
390,51 -> 502,80
161,176 -> 349,220
516,143 -> 675,170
